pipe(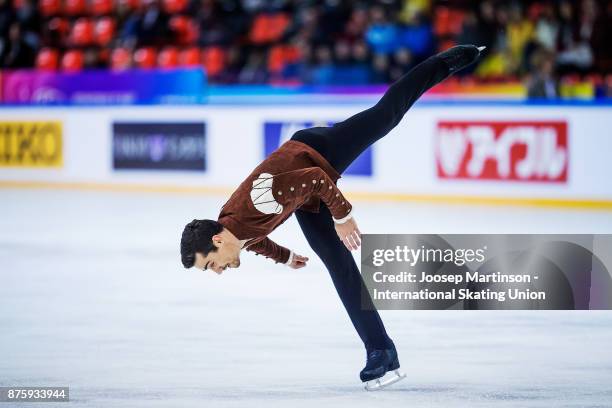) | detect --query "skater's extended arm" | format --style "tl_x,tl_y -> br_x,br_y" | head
245,236 -> 292,264
272,167 -> 353,221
